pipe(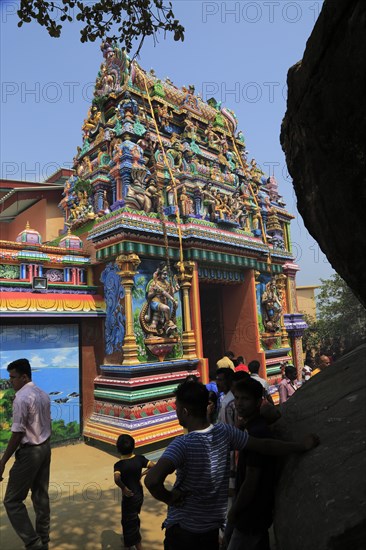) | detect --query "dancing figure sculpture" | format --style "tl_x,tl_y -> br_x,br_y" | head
139,263 -> 180,338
